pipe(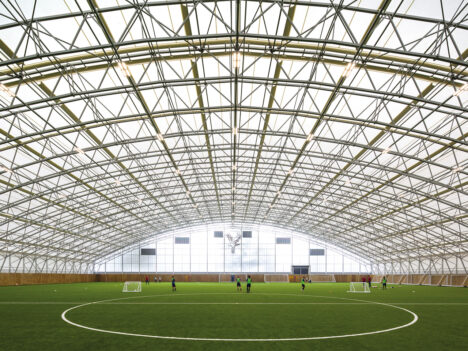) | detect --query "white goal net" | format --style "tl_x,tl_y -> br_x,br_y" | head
122,281 -> 141,292
219,274 -> 247,283
264,274 -> 289,283
348,281 -> 371,293
308,274 -> 336,283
